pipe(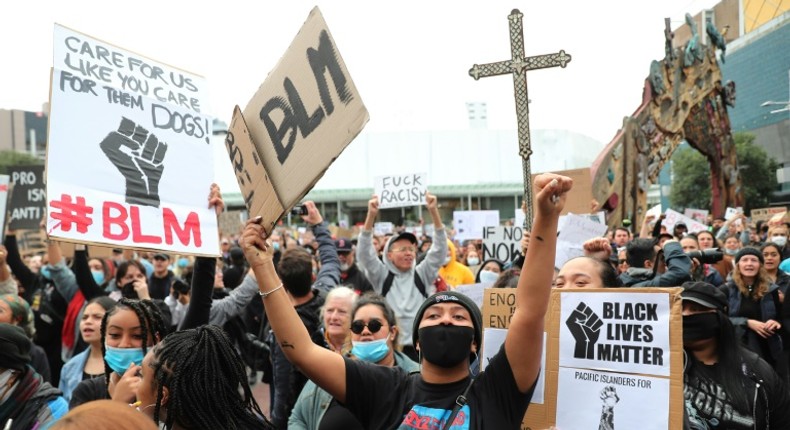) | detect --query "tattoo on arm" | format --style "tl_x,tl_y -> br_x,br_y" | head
281,341 -> 295,350
535,236 -> 544,242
